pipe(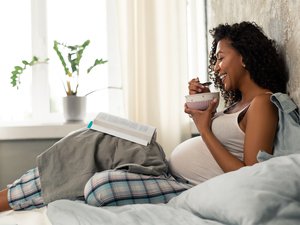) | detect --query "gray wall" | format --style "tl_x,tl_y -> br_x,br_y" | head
207,0 -> 300,107
0,139 -> 59,189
